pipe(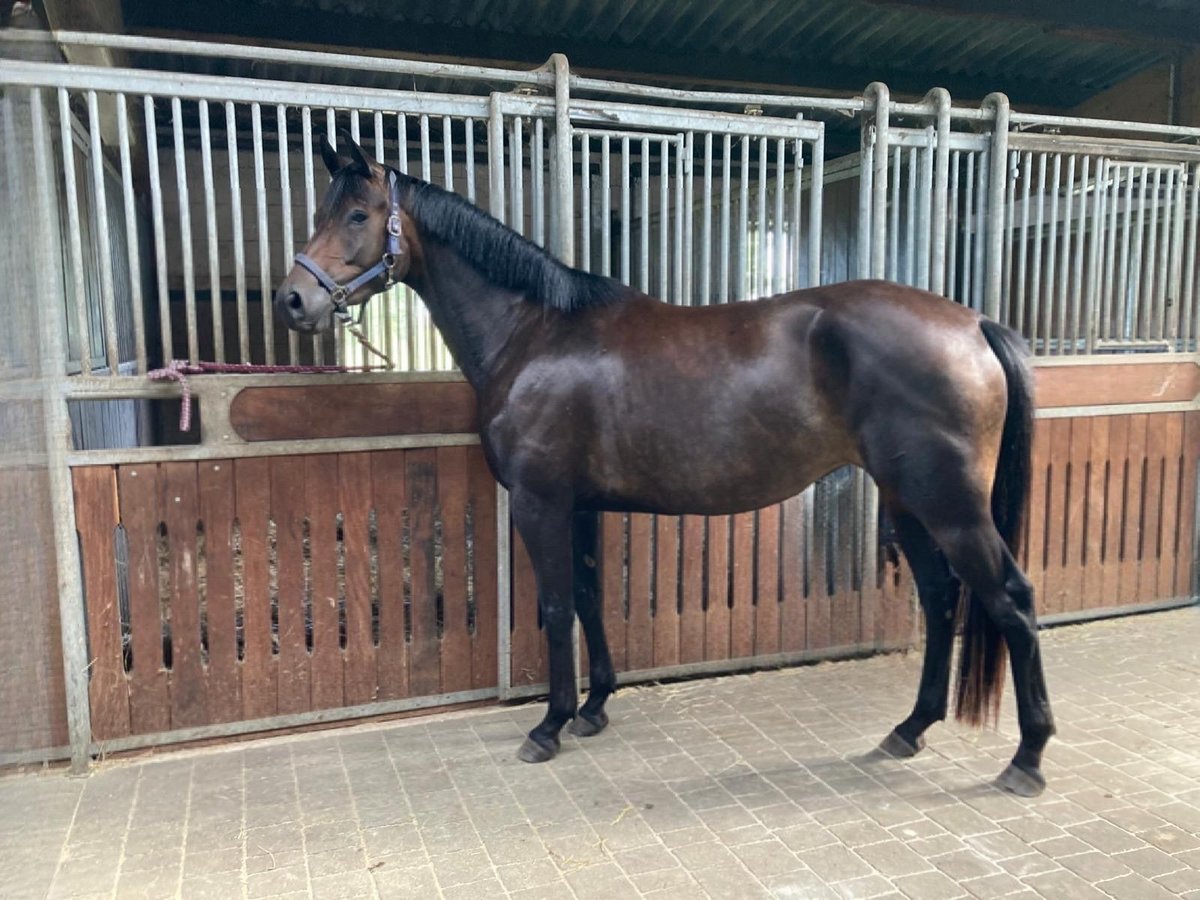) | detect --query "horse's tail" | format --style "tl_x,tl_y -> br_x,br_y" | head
955,318 -> 1034,727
